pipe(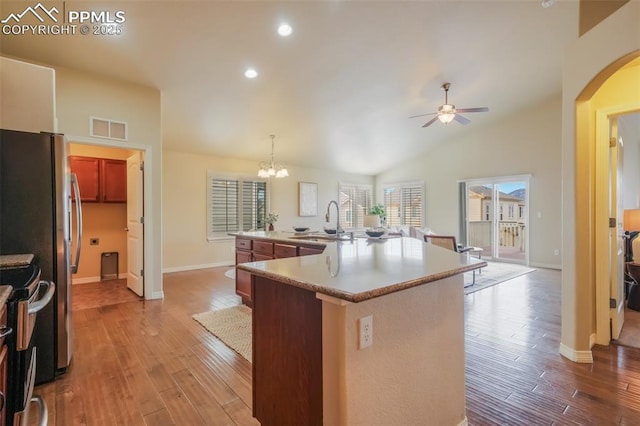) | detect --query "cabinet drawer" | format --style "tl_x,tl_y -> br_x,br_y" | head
236,269 -> 252,301
236,250 -> 252,264
253,241 -> 274,256
236,238 -> 252,251
299,246 -> 325,256
254,253 -> 273,262
275,244 -> 298,259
